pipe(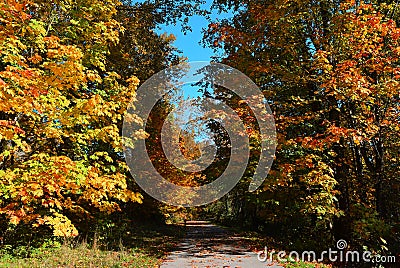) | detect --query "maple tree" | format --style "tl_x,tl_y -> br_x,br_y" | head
205,0 -> 400,253
0,0 -> 208,239
1,0 -> 399,260
0,0 -> 182,239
